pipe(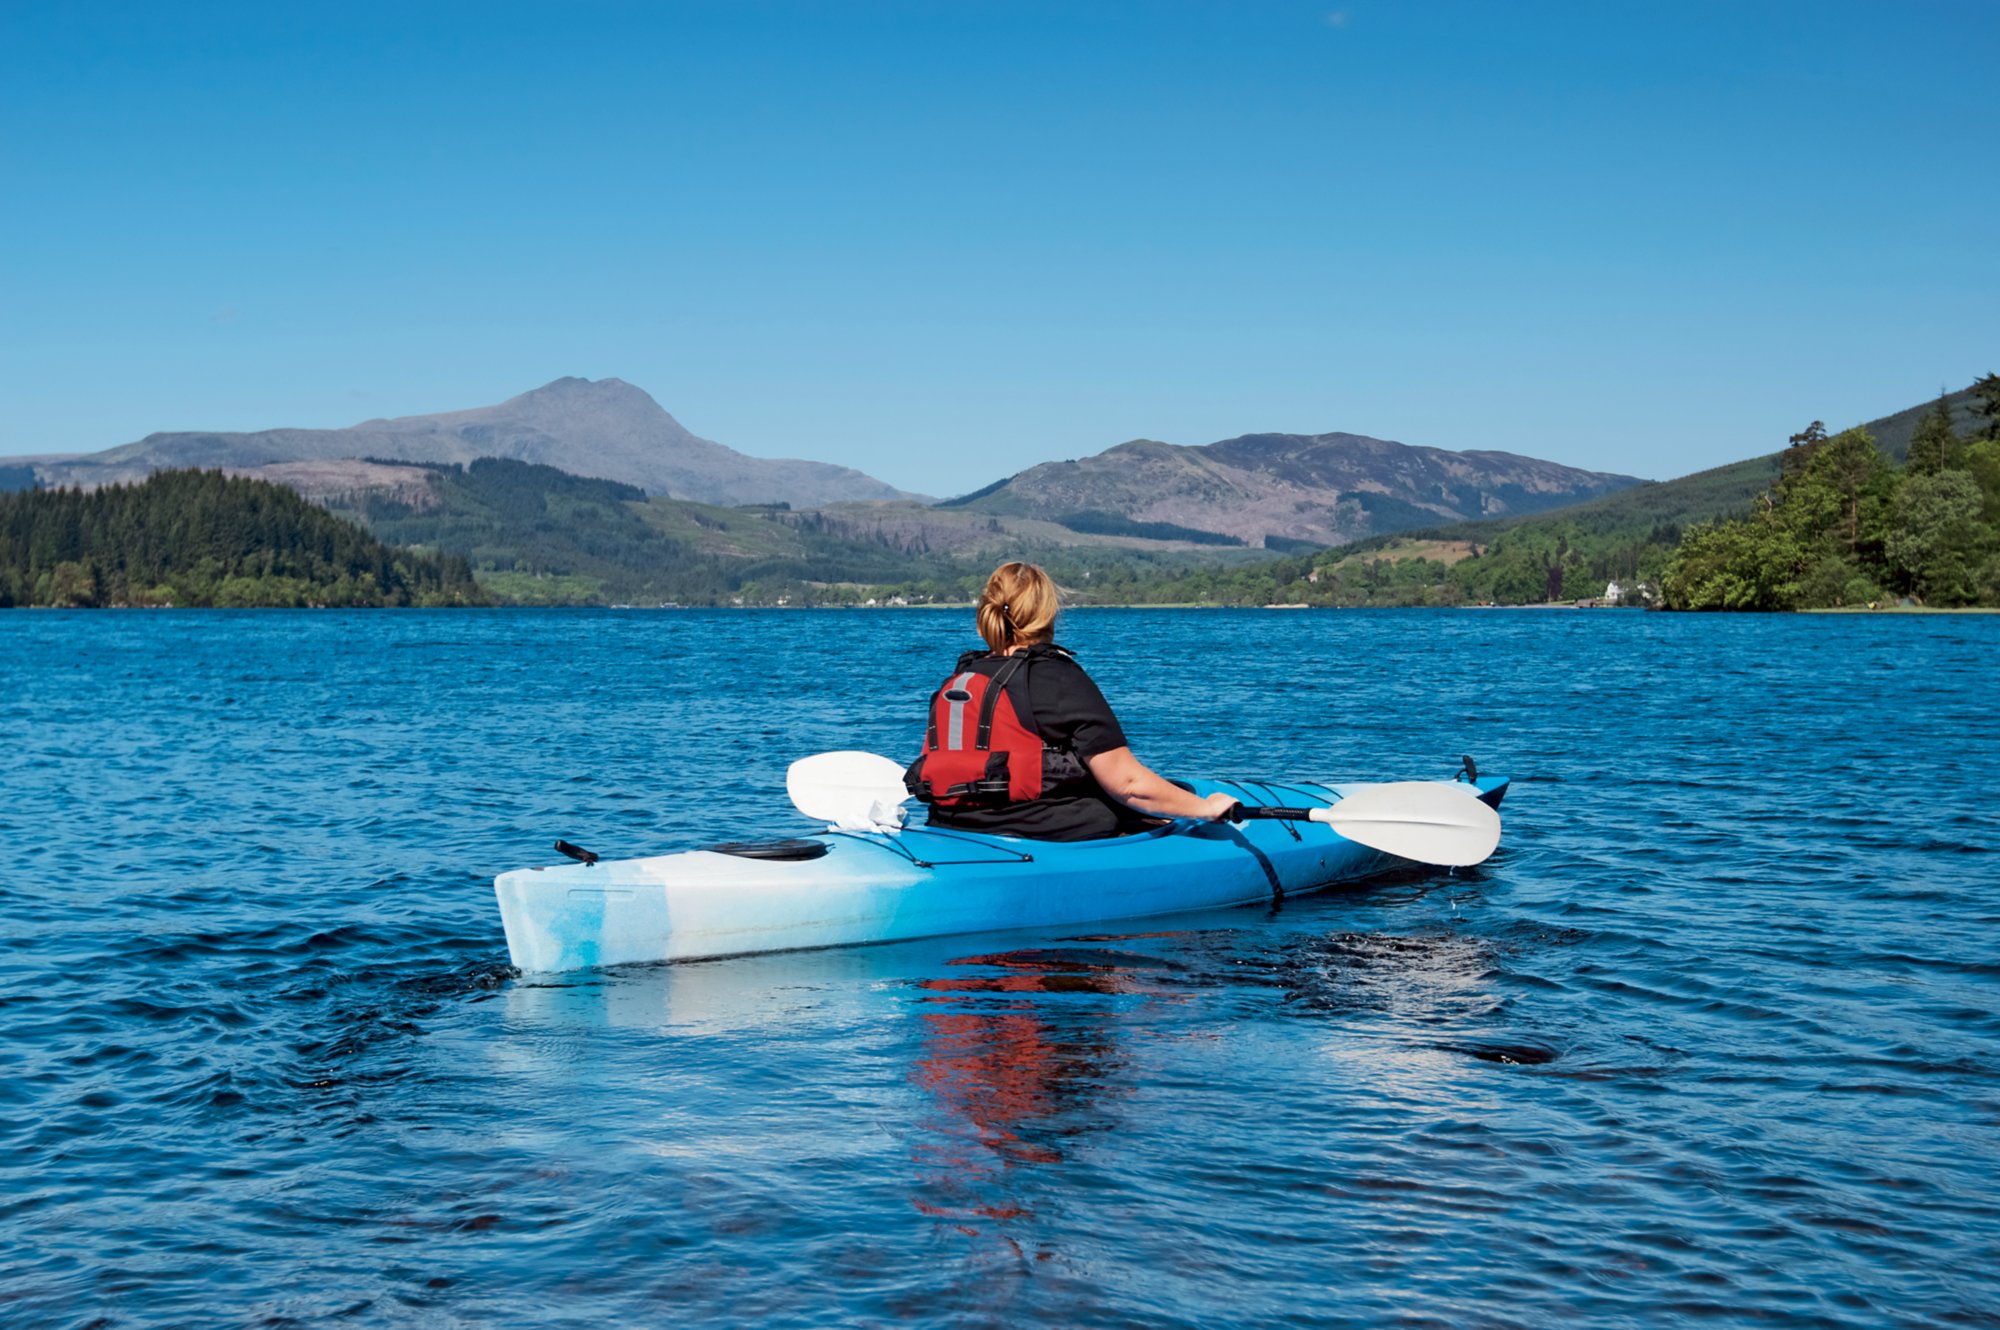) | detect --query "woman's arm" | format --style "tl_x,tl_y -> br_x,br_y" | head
1084,747 -> 1238,821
